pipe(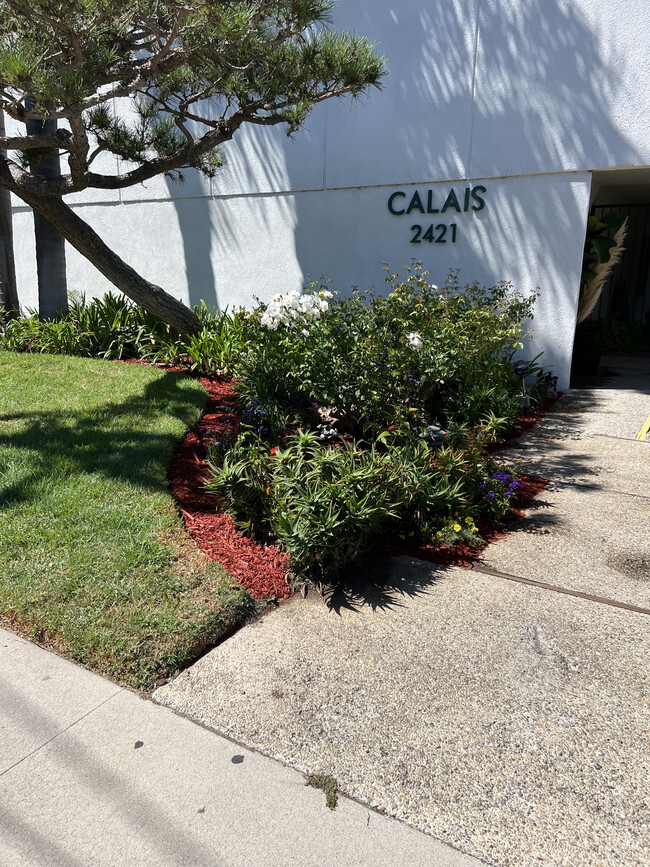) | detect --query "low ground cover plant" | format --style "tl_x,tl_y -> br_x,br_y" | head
0,293 -> 245,369
0,352 -> 252,689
